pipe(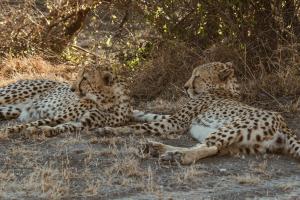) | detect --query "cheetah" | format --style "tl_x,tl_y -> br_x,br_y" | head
97,62 -> 300,164
0,65 -> 132,138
